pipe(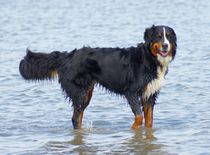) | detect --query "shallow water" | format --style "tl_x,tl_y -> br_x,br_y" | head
1,0 -> 210,154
